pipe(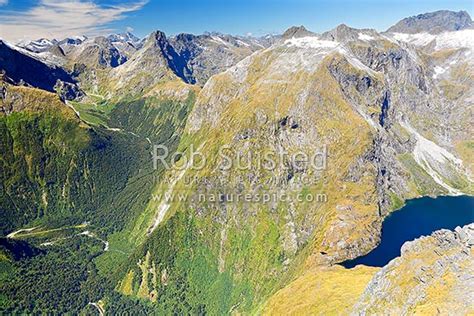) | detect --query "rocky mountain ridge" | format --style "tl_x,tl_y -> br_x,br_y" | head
12,30 -> 275,88
5,9 -> 473,92
263,224 -> 474,314
0,40 -> 82,100
353,223 -> 474,314
387,10 -> 473,34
